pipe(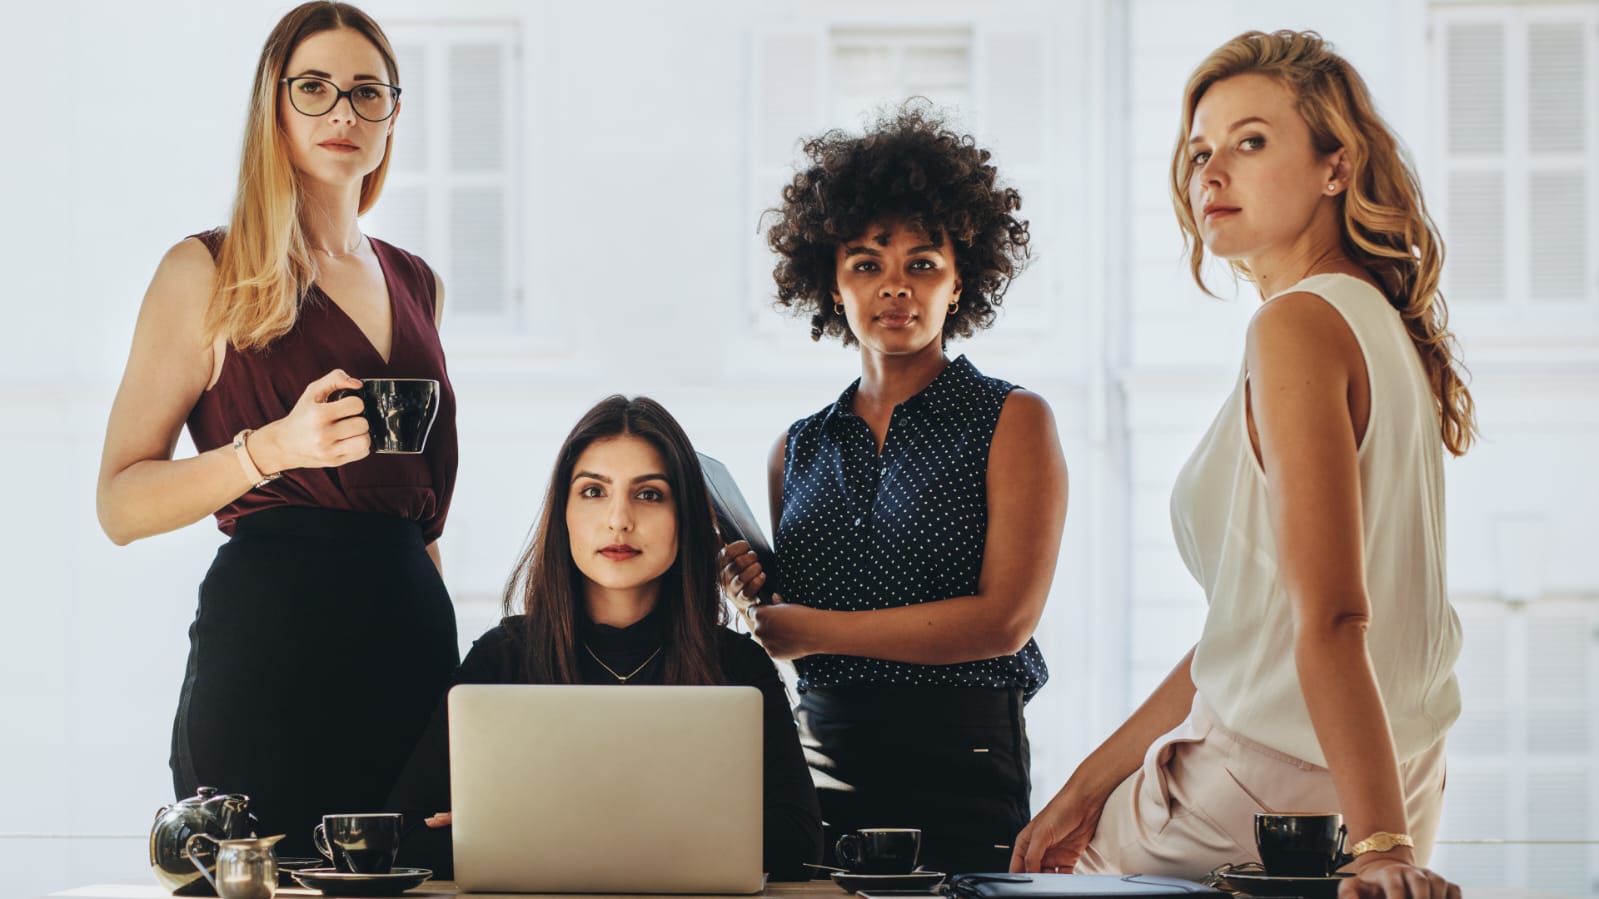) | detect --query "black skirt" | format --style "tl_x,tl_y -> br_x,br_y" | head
171,507 -> 459,858
798,684 -> 1031,876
